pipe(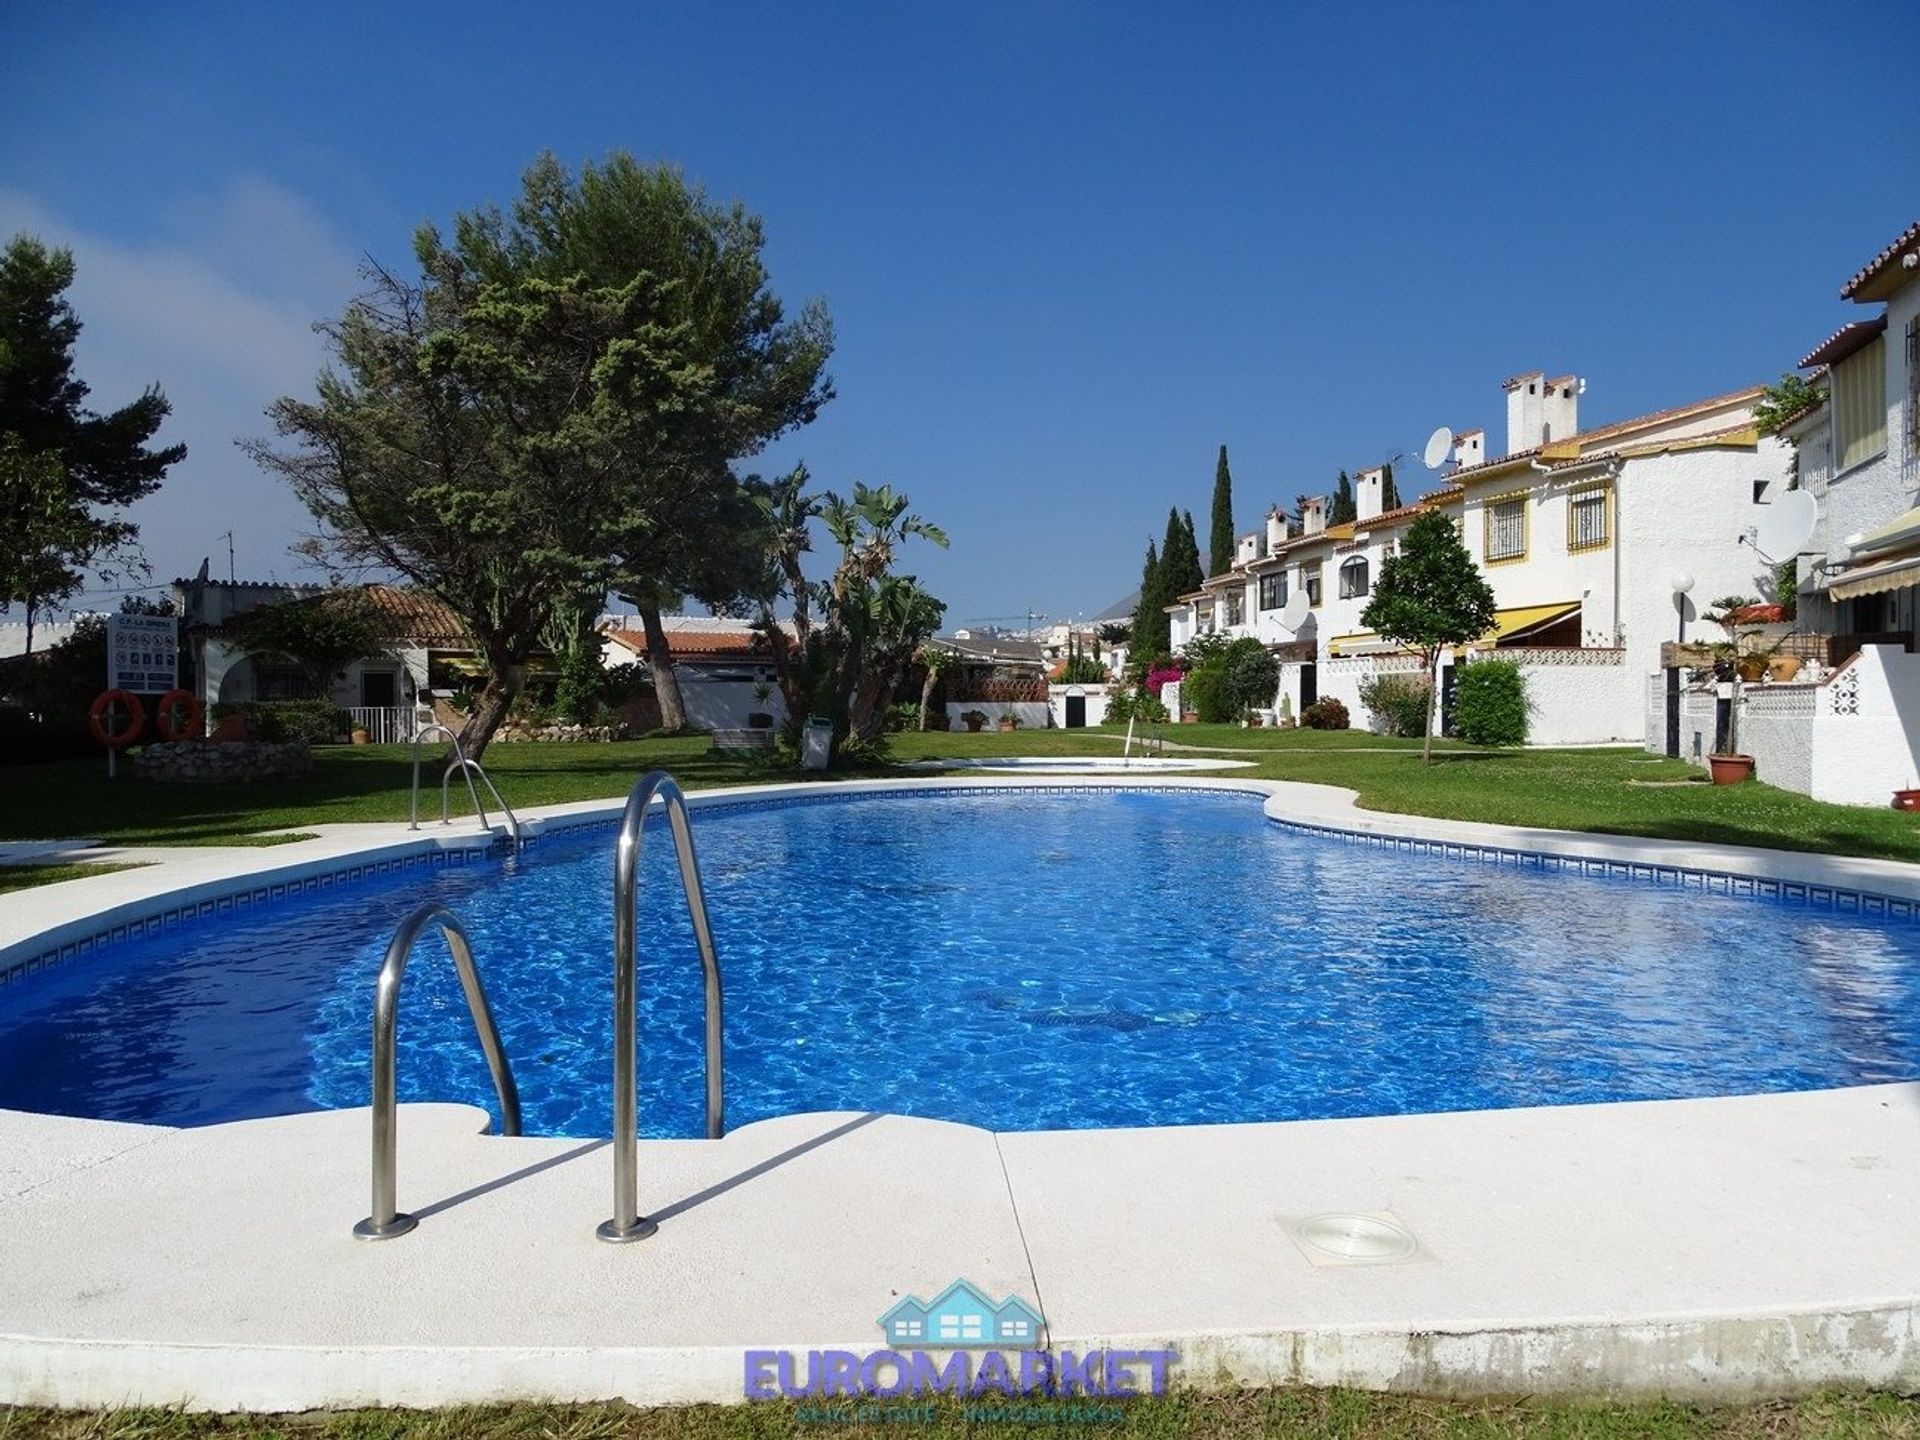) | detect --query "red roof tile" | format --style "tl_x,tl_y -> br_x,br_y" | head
1799,316 -> 1888,369
1840,219 -> 1920,301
